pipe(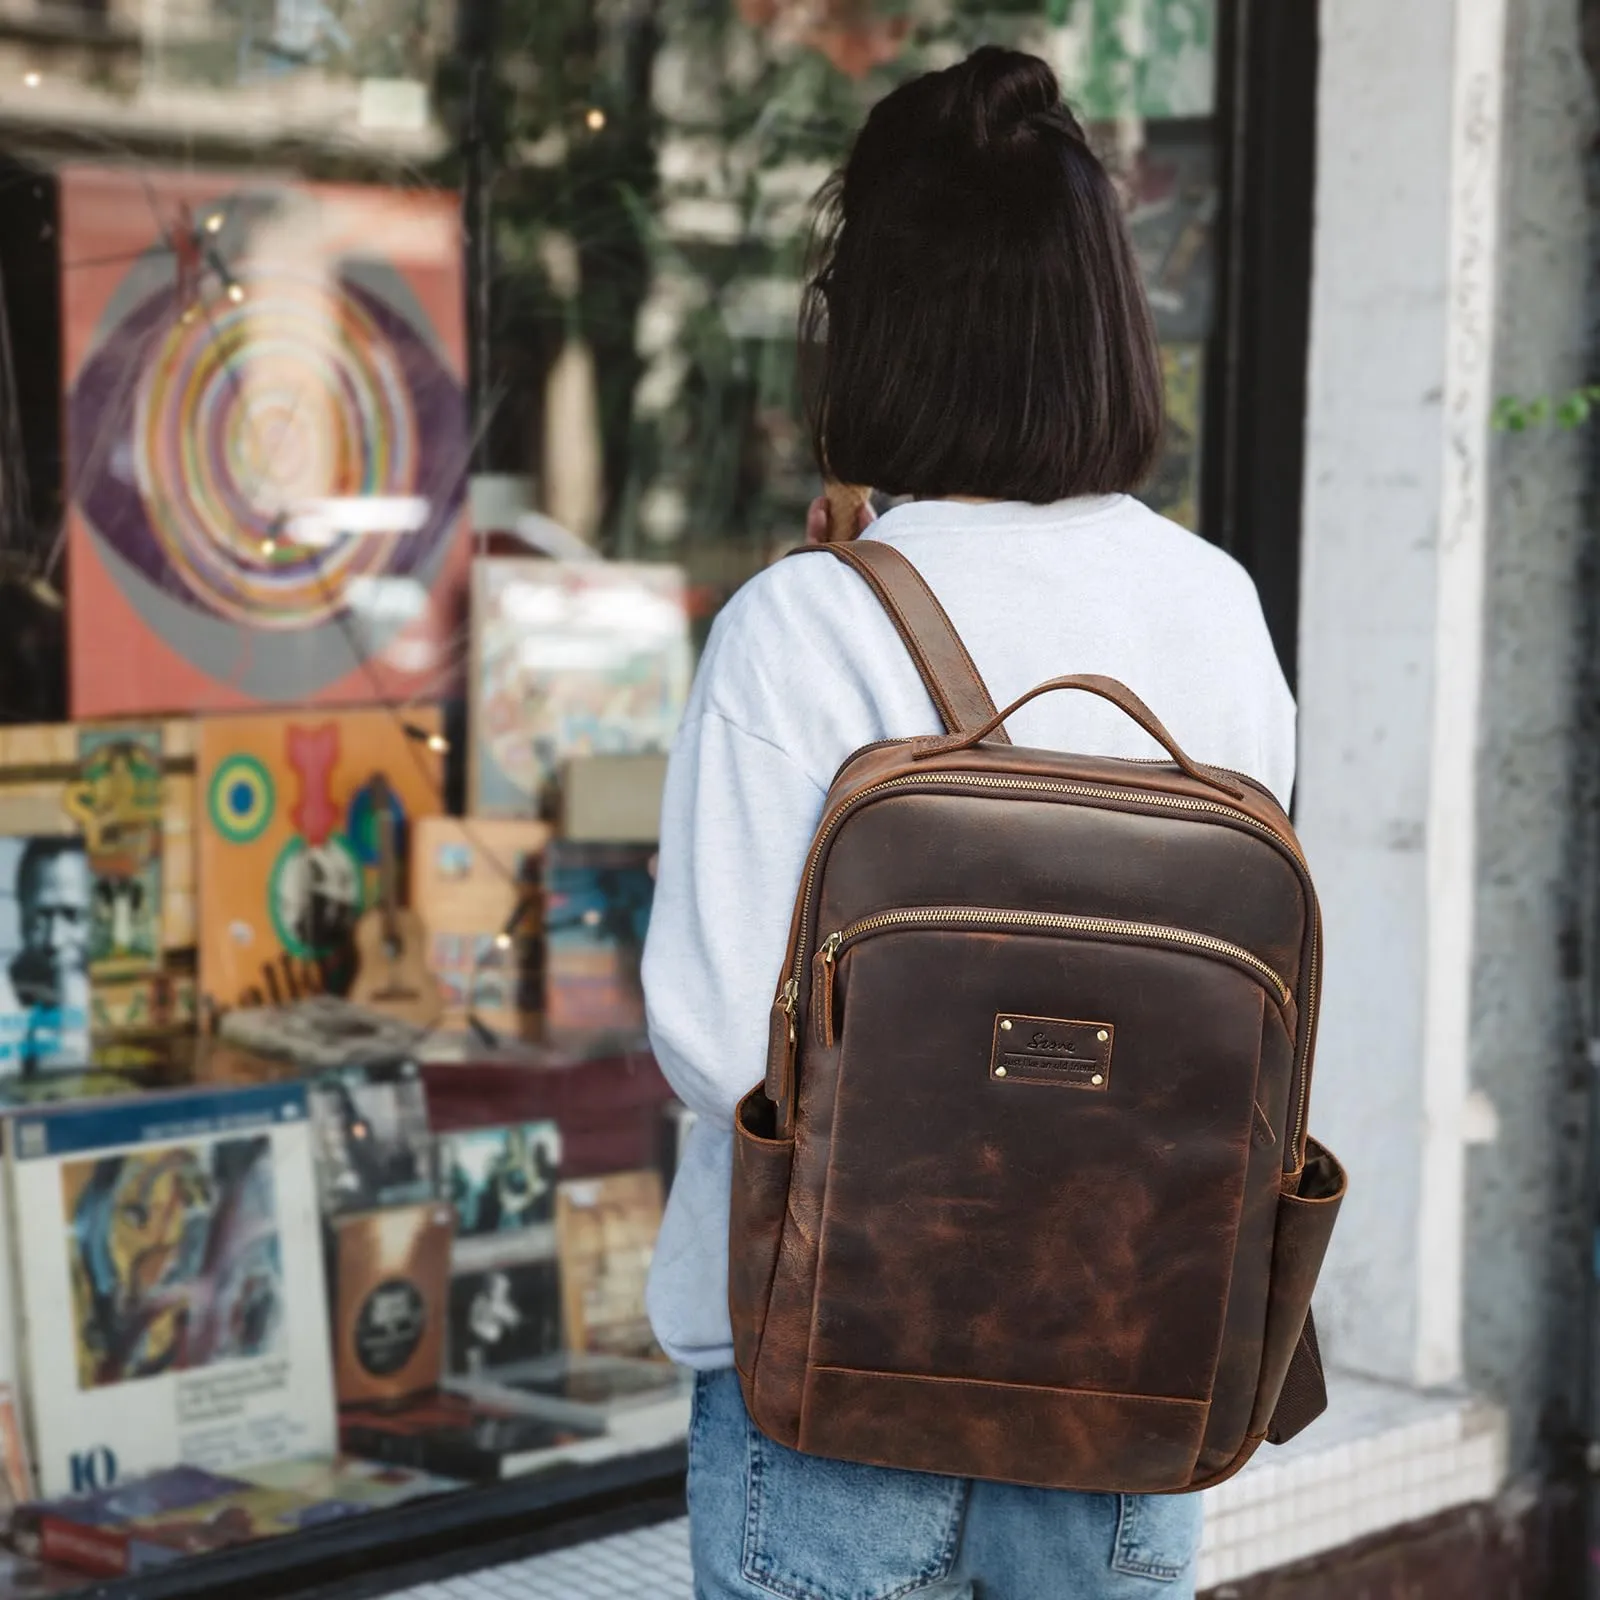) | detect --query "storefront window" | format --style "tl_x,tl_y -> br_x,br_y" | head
0,1 -> 1220,1591
485,0 -> 1218,615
